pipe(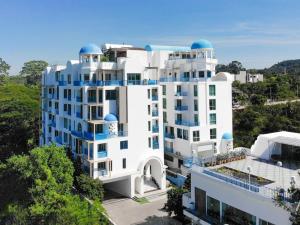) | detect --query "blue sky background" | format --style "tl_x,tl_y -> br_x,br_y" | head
1,0 -> 300,74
